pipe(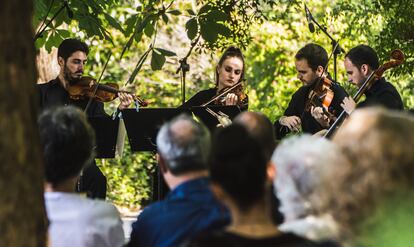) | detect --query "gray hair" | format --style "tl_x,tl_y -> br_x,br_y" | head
272,134 -> 344,221
156,114 -> 211,175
